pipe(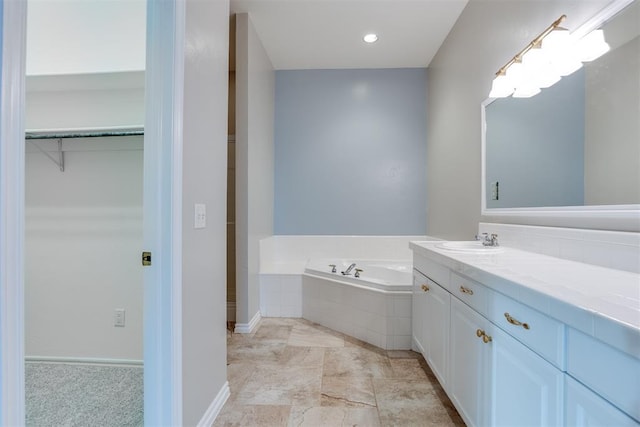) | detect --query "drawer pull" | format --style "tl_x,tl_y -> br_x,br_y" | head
476,329 -> 492,343
421,284 -> 430,292
459,286 -> 474,295
504,312 -> 530,330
